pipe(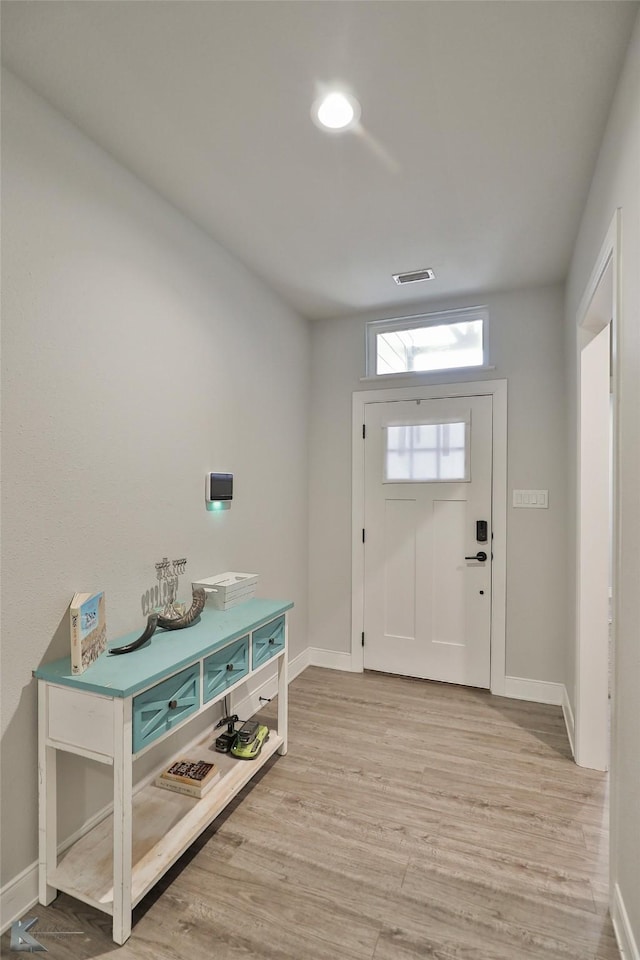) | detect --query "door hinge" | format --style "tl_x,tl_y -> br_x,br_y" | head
362,424 -> 366,439
362,528 -> 366,543
361,632 -> 365,647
